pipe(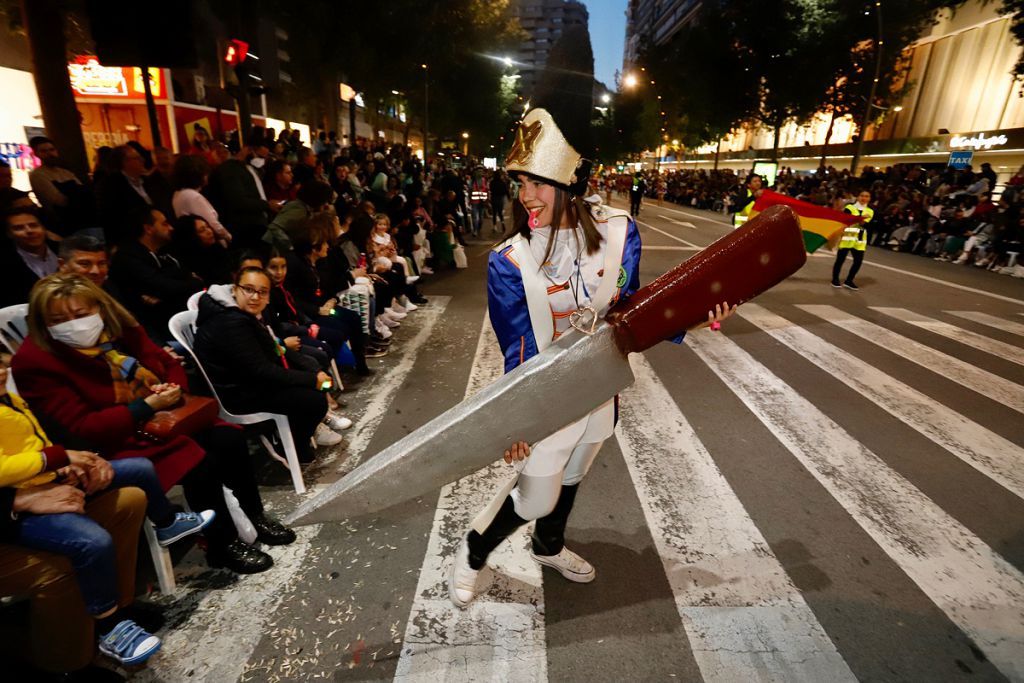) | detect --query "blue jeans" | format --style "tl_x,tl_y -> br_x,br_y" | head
471,203 -> 485,234
15,457 -> 173,615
